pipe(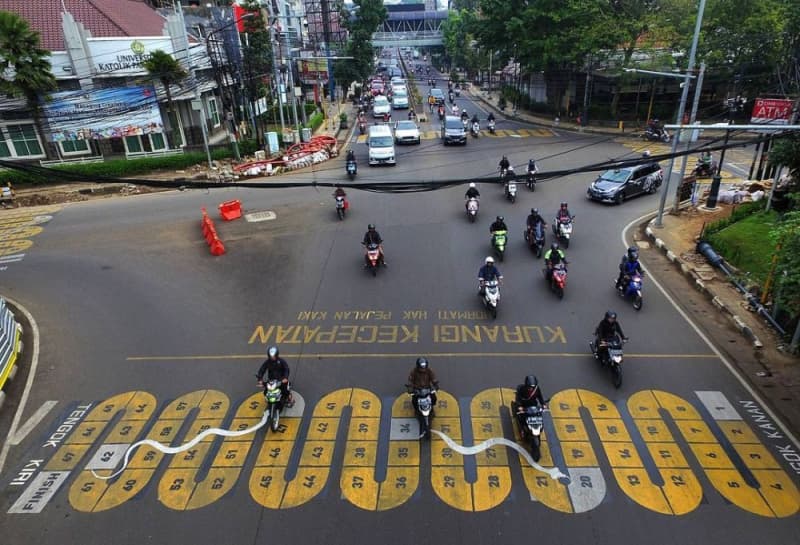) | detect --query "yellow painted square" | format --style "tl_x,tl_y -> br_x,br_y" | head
470,389 -> 504,417
634,419 -> 673,442
474,443 -> 509,466
305,418 -> 340,441
560,442 -> 598,466
646,442 -> 689,468
299,441 -> 335,466
675,420 -> 716,443
595,418 -> 632,443
472,418 -> 503,441
431,417 -> 462,440
552,418 -> 589,441
227,417 -> 262,433
65,422 -> 106,444
549,389 -> 582,418
212,441 -> 253,467
342,441 -> 378,467
254,440 -> 295,467
604,442 -> 643,467
147,419 -> 185,443
184,418 -> 223,442
104,420 -> 148,444
431,437 -> 464,466
733,443 -> 780,470
387,441 -> 419,466
687,443 -> 734,469
717,421 -> 760,444
170,441 -> 212,469
45,443 -> 92,470
348,417 -> 380,441
268,417 -> 301,440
